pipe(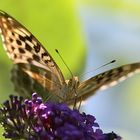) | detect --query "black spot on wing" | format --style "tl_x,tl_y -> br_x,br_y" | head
117,67 -> 123,73
96,76 -> 103,84
25,43 -> 32,51
34,43 -> 40,53
106,67 -> 123,79
14,54 -> 17,59
27,58 -> 32,63
44,60 -> 50,64
25,35 -> 33,42
41,52 -> 48,58
11,32 -> 15,36
16,39 -> 22,45
9,38 -> 13,42
11,46 -> 15,51
105,69 -> 114,78
18,34 -> 25,42
32,54 -> 40,61
18,48 -> 25,53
